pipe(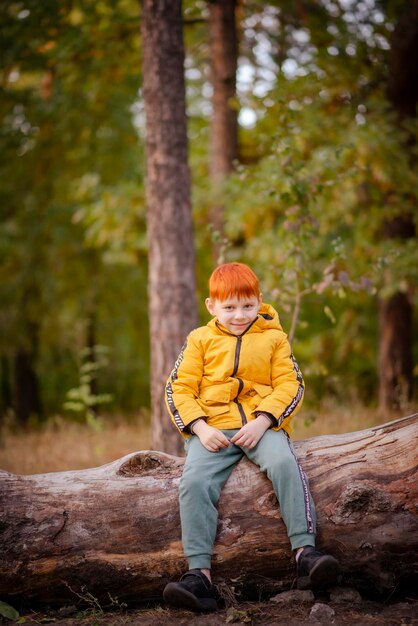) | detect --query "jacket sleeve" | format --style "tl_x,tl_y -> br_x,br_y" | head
165,330 -> 207,435
255,333 -> 304,432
